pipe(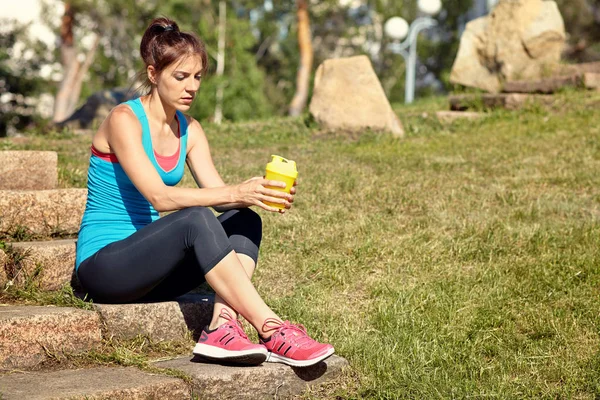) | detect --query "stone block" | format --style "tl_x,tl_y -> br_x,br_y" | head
0,305 -> 102,369
6,239 -> 76,290
0,189 -> 87,237
449,93 -> 555,111
0,366 -> 189,399
503,74 -> 582,94
94,294 -> 214,342
154,354 -> 348,399
583,72 -> 600,90
436,111 -> 485,124
0,151 -> 57,190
